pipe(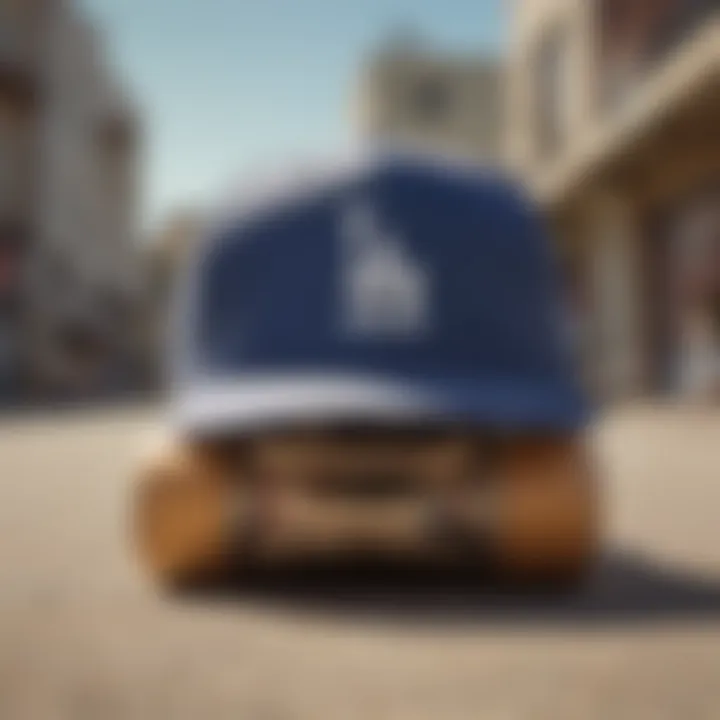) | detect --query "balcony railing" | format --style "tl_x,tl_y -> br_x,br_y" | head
651,0 -> 717,62
597,0 -> 718,112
